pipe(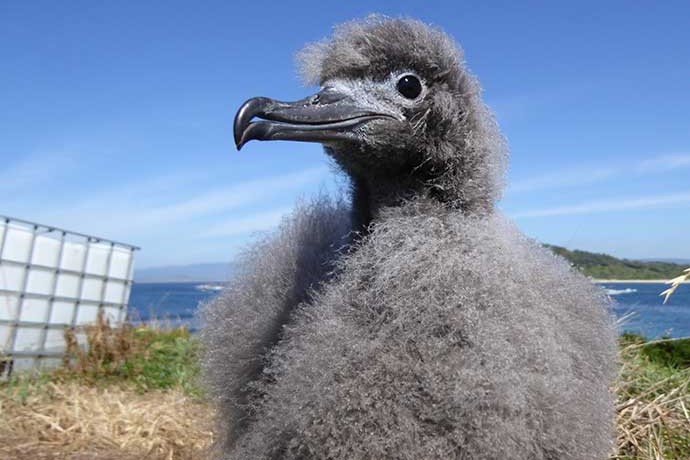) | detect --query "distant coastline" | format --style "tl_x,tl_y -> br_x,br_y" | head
134,279 -> 225,284
133,252 -> 690,285
134,262 -> 234,283
547,245 -> 688,281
